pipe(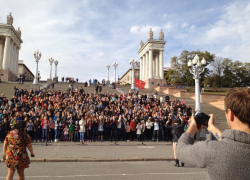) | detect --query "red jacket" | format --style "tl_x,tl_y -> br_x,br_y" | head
130,121 -> 136,131
40,119 -> 49,129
